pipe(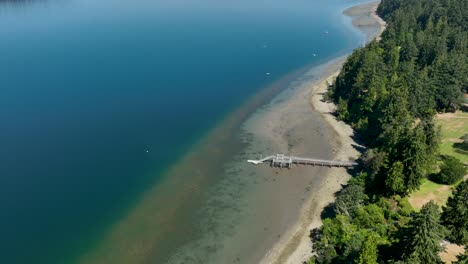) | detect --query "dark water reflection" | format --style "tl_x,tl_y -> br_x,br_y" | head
0,0 -> 47,6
